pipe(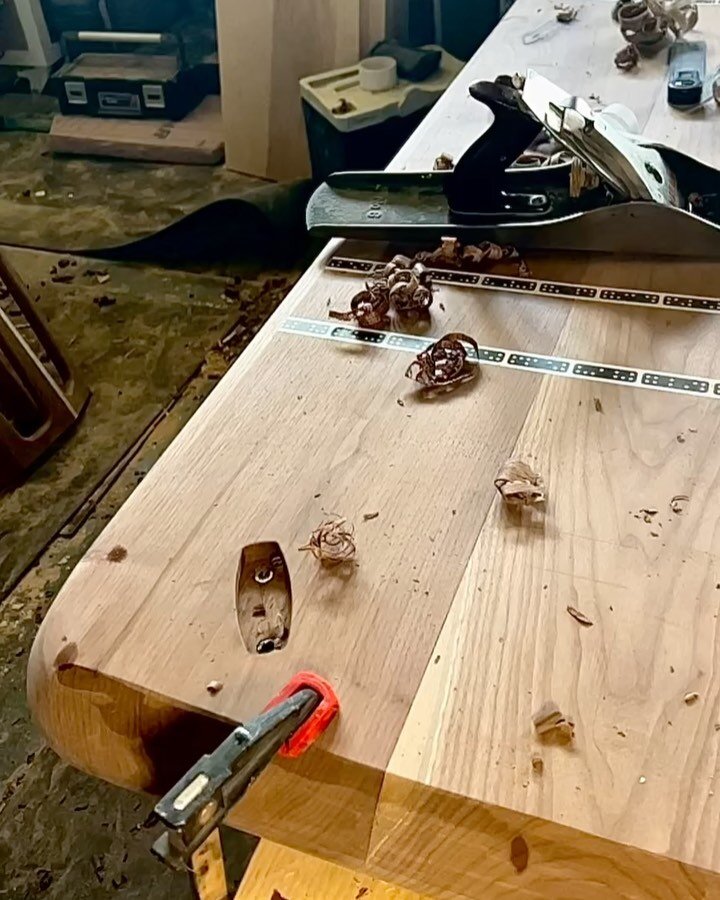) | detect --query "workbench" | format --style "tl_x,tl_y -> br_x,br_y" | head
28,2 -> 720,896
